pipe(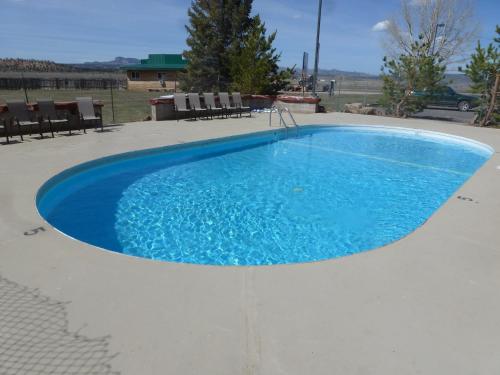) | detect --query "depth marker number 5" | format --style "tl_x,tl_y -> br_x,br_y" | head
24,227 -> 46,236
